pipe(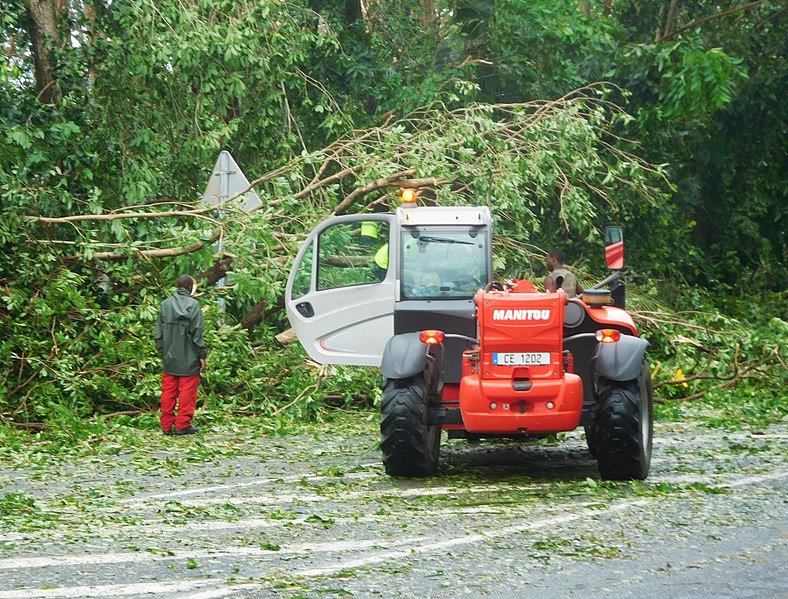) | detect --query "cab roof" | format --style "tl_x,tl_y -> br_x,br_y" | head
396,205 -> 492,227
